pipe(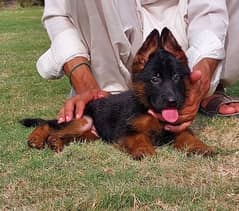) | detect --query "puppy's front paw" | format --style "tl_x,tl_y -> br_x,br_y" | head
174,130 -> 215,157
47,135 -> 64,153
131,147 -> 155,160
189,145 -> 215,156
